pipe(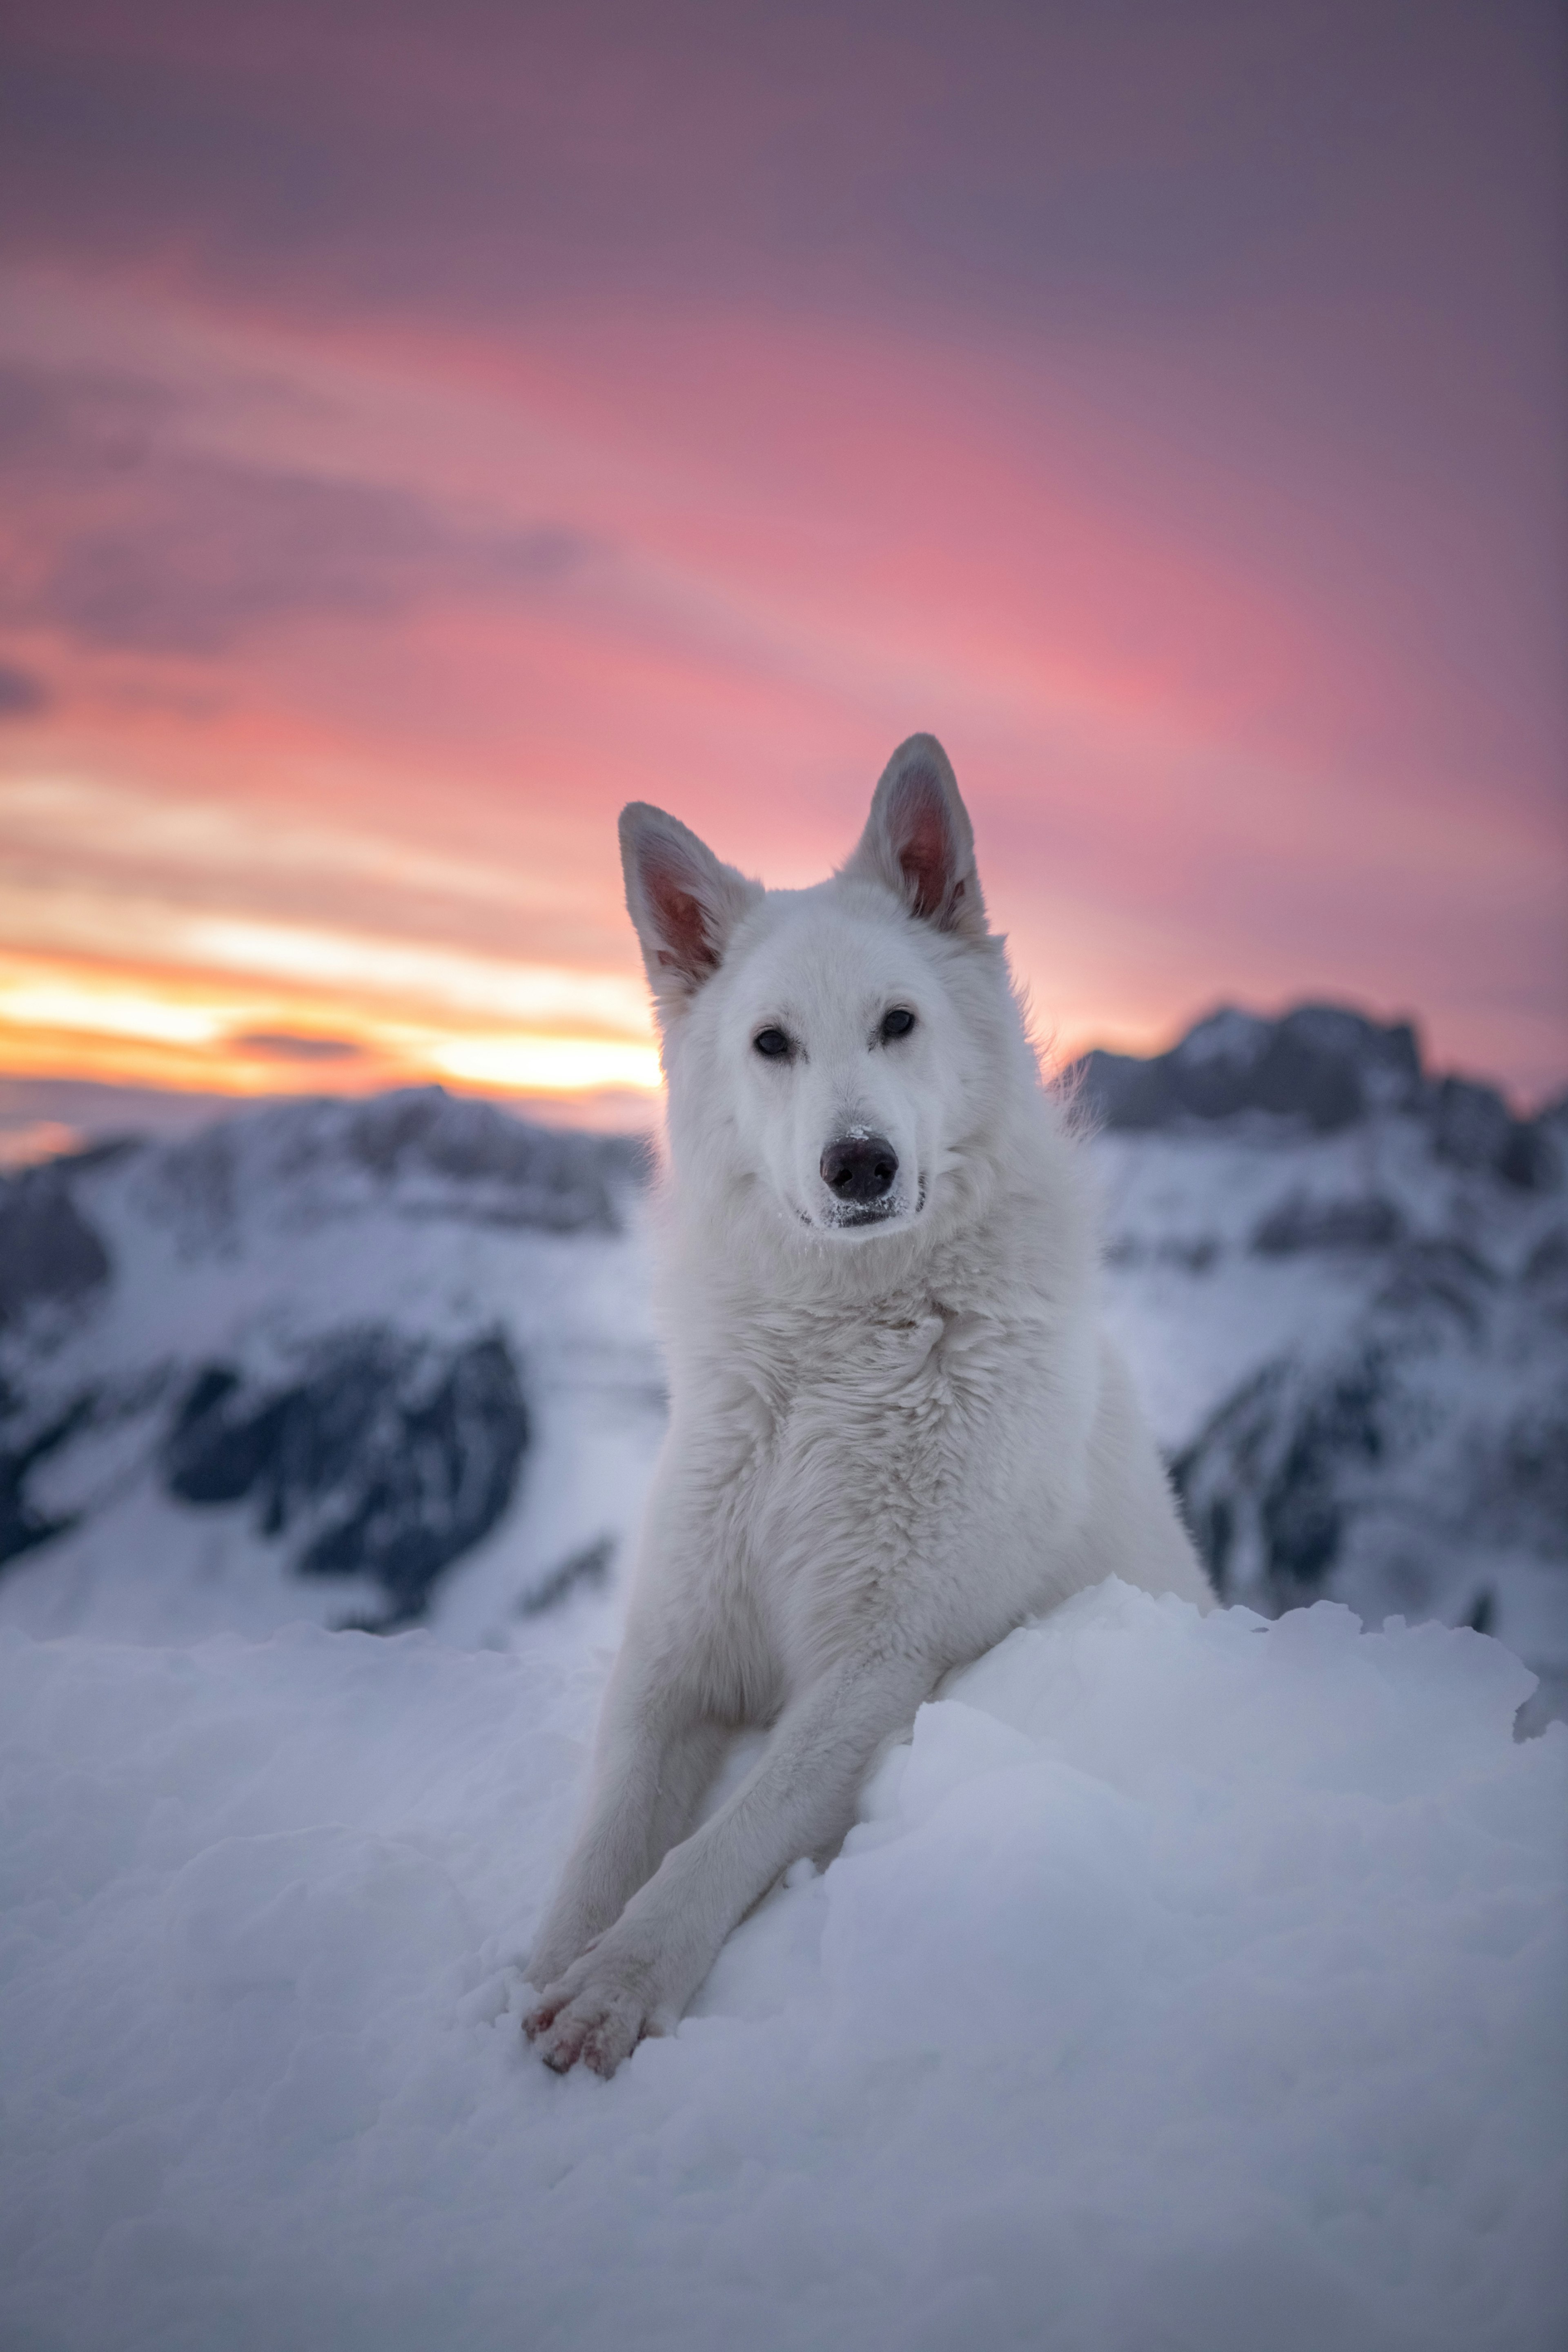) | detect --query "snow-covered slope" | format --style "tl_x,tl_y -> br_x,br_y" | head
0,1090 -> 664,1650
2,1581 -> 1562,2352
